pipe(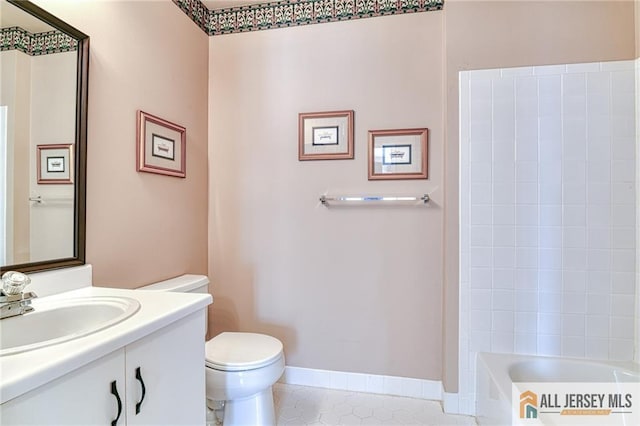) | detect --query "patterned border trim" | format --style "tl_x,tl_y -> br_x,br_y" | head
0,27 -> 78,56
173,0 -> 443,36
